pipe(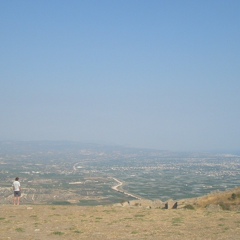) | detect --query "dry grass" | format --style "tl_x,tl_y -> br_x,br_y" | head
191,187 -> 240,210
0,204 -> 240,240
1,187 -> 240,239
